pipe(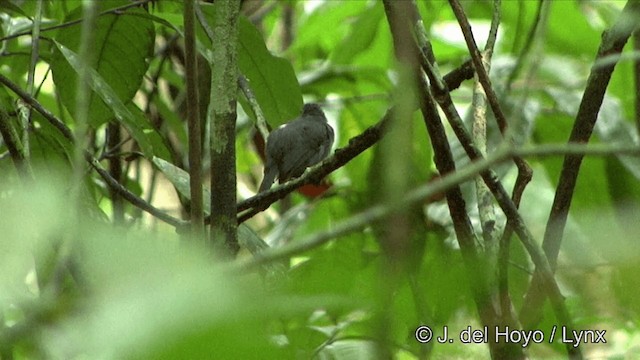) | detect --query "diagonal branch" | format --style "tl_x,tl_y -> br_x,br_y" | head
448,0 -> 533,209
